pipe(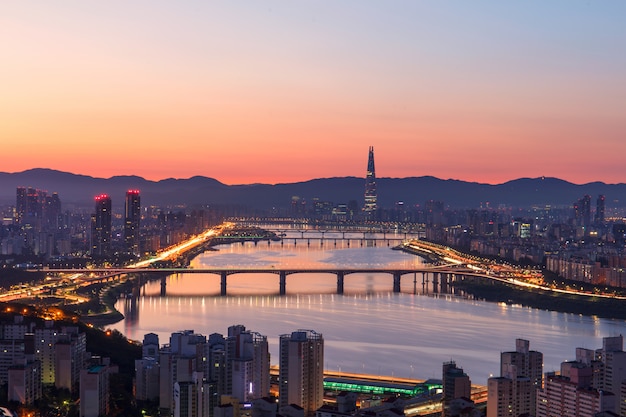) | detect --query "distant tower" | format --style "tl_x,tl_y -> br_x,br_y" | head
124,190 -> 141,256
91,194 -> 112,257
279,330 -> 324,415
363,146 -> 377,216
